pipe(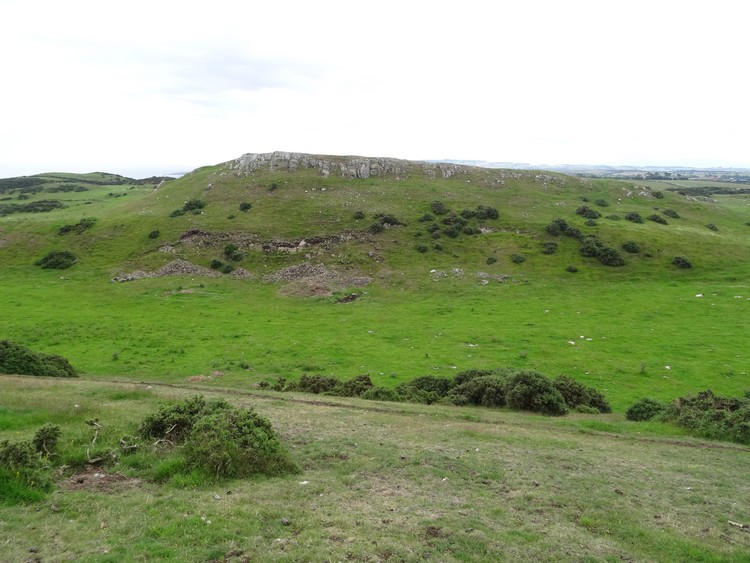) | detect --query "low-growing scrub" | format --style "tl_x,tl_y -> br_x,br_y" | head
58,217 -> 96,235
622,240 -> 641,254
272,369 -> 609,417
0,340 -> 77,378
35,250 -> 77,269
624,212 -> 643,223
626,391 -> 750,445
672,256 -> 693,269
647,214 -> 668,225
